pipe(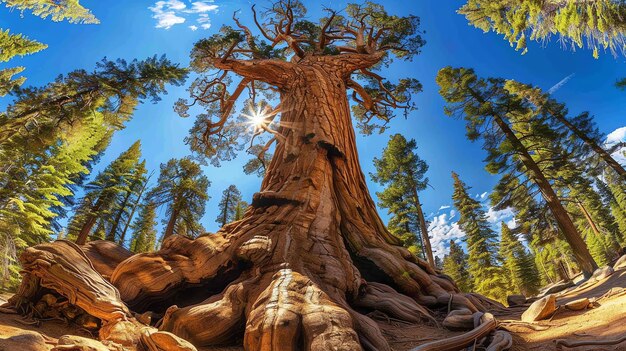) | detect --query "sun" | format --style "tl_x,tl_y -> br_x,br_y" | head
242,103 -> 274,129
